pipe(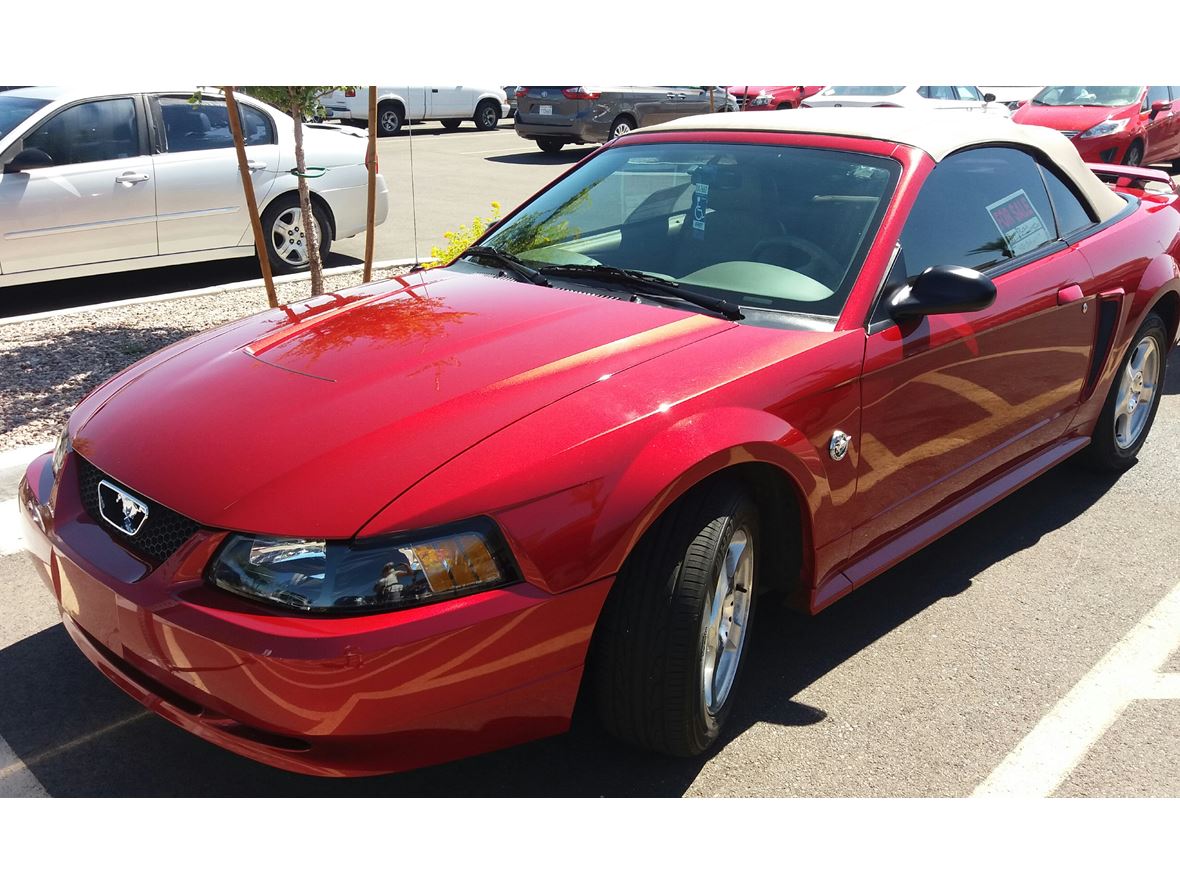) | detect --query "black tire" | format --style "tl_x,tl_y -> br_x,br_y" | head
1122,140 -> 1144,168
260,193 -> 332,275
440,118 -> 463,130
536,137 -> 565,154
1085,312 -> 1168,471
592,477 -> 761,757
608,114 -> 636,140
473,99 -> 500,131
375,101 -> 402,137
